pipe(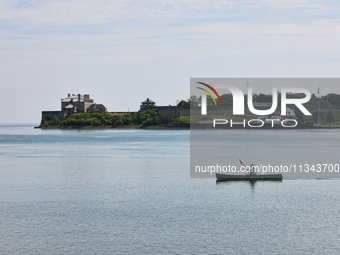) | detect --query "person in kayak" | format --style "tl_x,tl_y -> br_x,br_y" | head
249,164 -> 256,176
